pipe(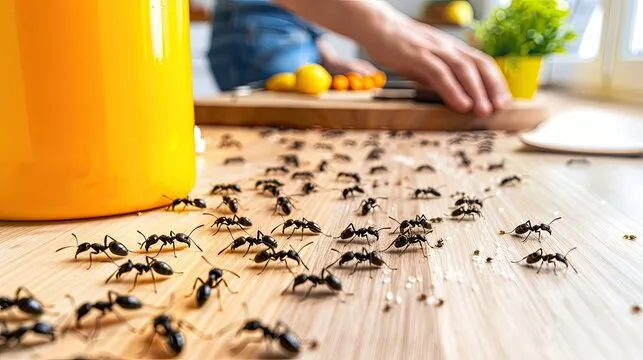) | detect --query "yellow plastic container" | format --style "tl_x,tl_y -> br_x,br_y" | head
495,56 -> 543,100
0,1 -> 196,220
